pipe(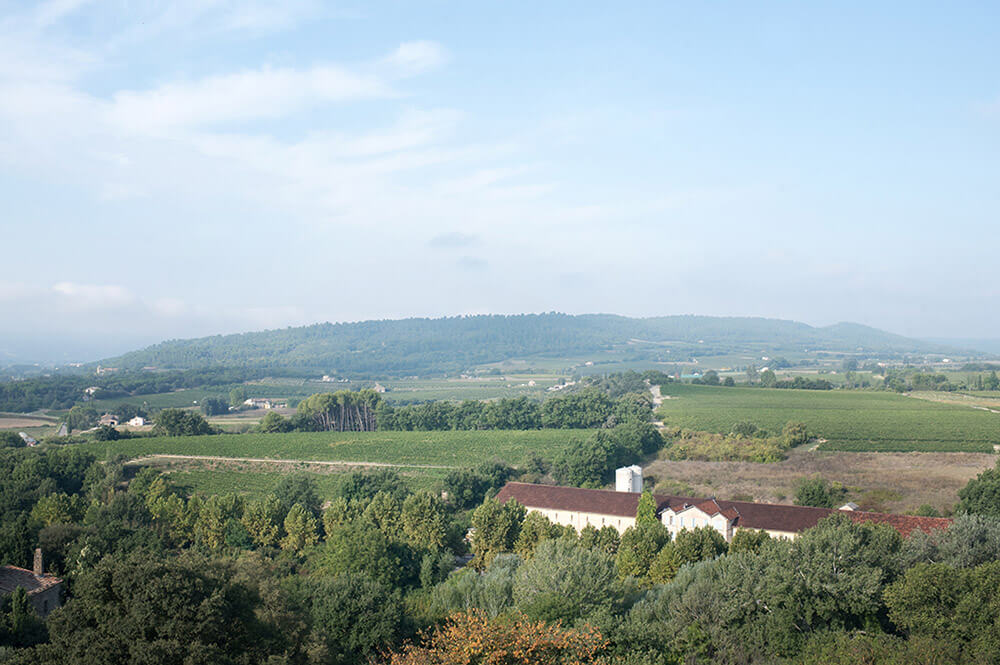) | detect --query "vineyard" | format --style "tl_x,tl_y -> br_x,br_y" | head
84,429 -> 592,467
160,467 -> 448,499
656,384 -> 999,453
